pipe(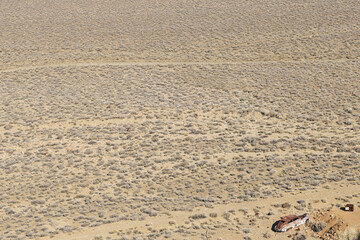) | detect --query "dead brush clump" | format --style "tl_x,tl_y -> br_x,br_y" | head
306,220 -> 327,232
334,228 -> 360,240
189,213 -> 207,220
